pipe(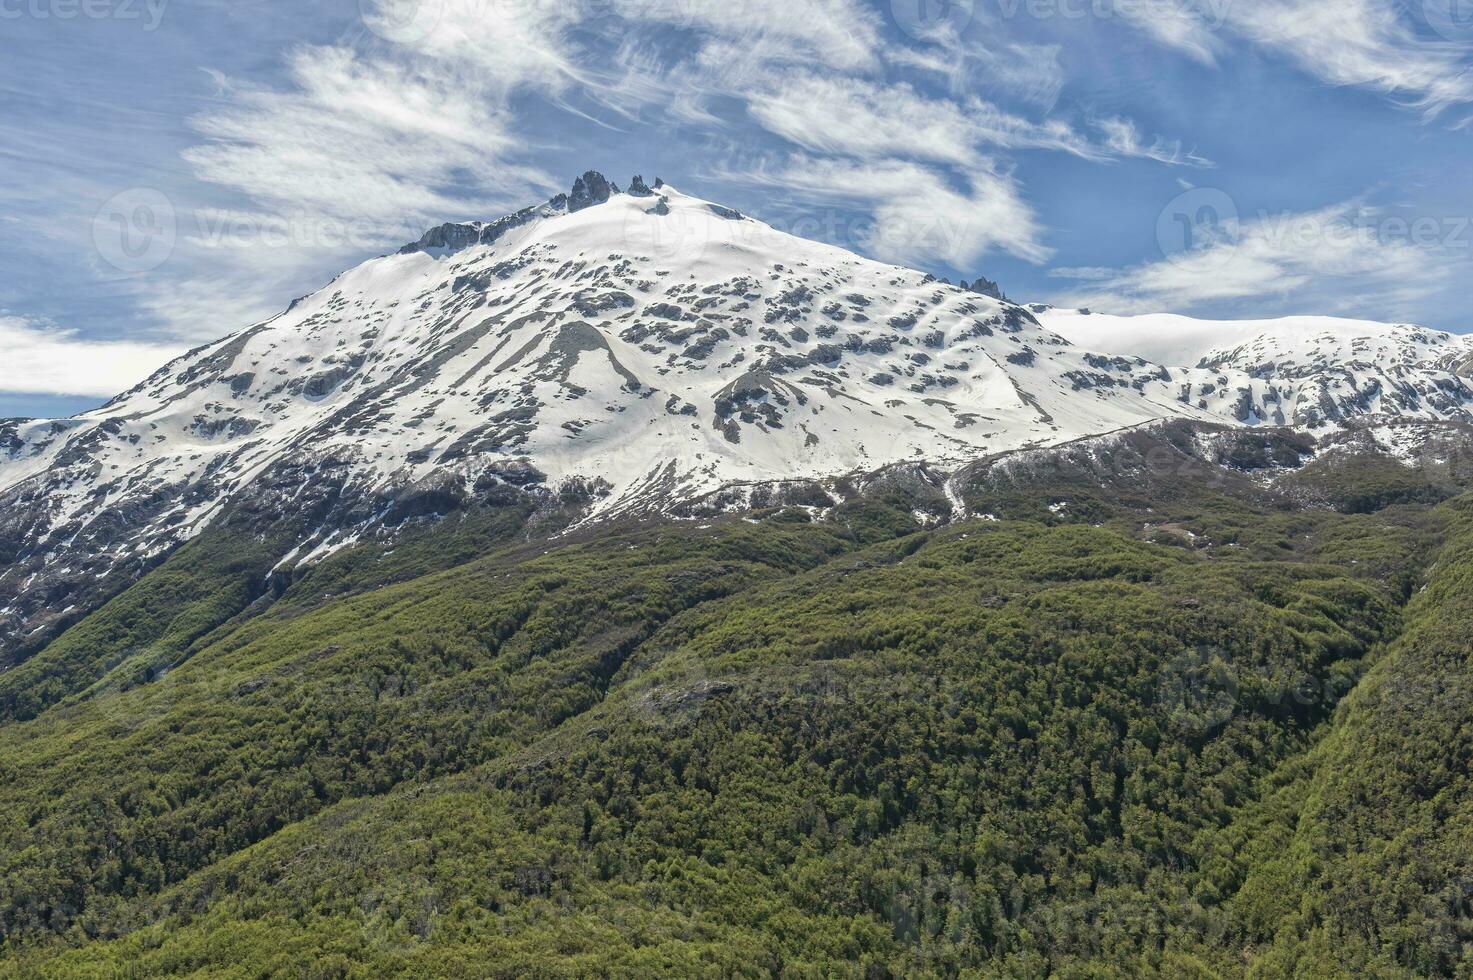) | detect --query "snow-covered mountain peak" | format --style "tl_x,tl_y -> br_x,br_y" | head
394,171 -> 741,260
4,172 -> 1473,655
0,174 -> 1211,648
